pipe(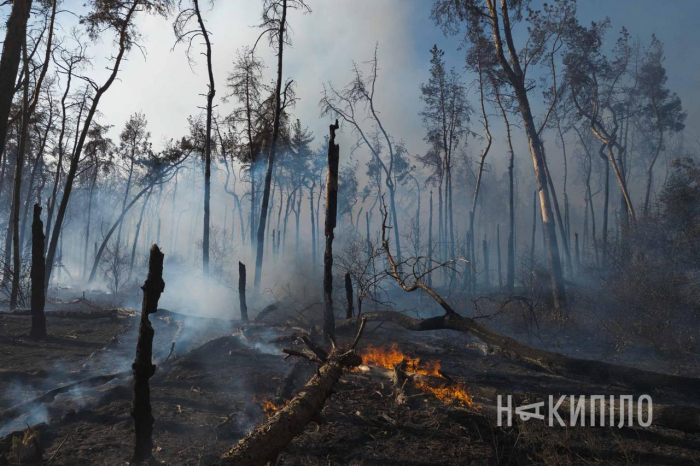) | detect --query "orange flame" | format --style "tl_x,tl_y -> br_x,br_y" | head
361,343 -> 441,377
253,396 -> 283,417
361,344 -> 477,408
414,379 -> 476,408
